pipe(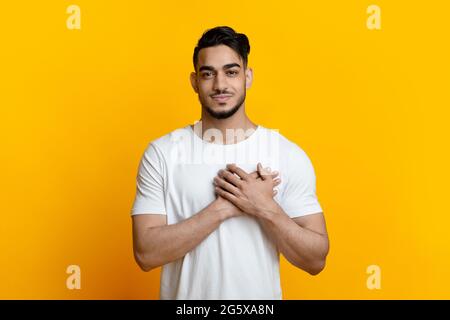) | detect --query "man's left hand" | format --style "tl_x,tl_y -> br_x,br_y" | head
213,163 -> 281,218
